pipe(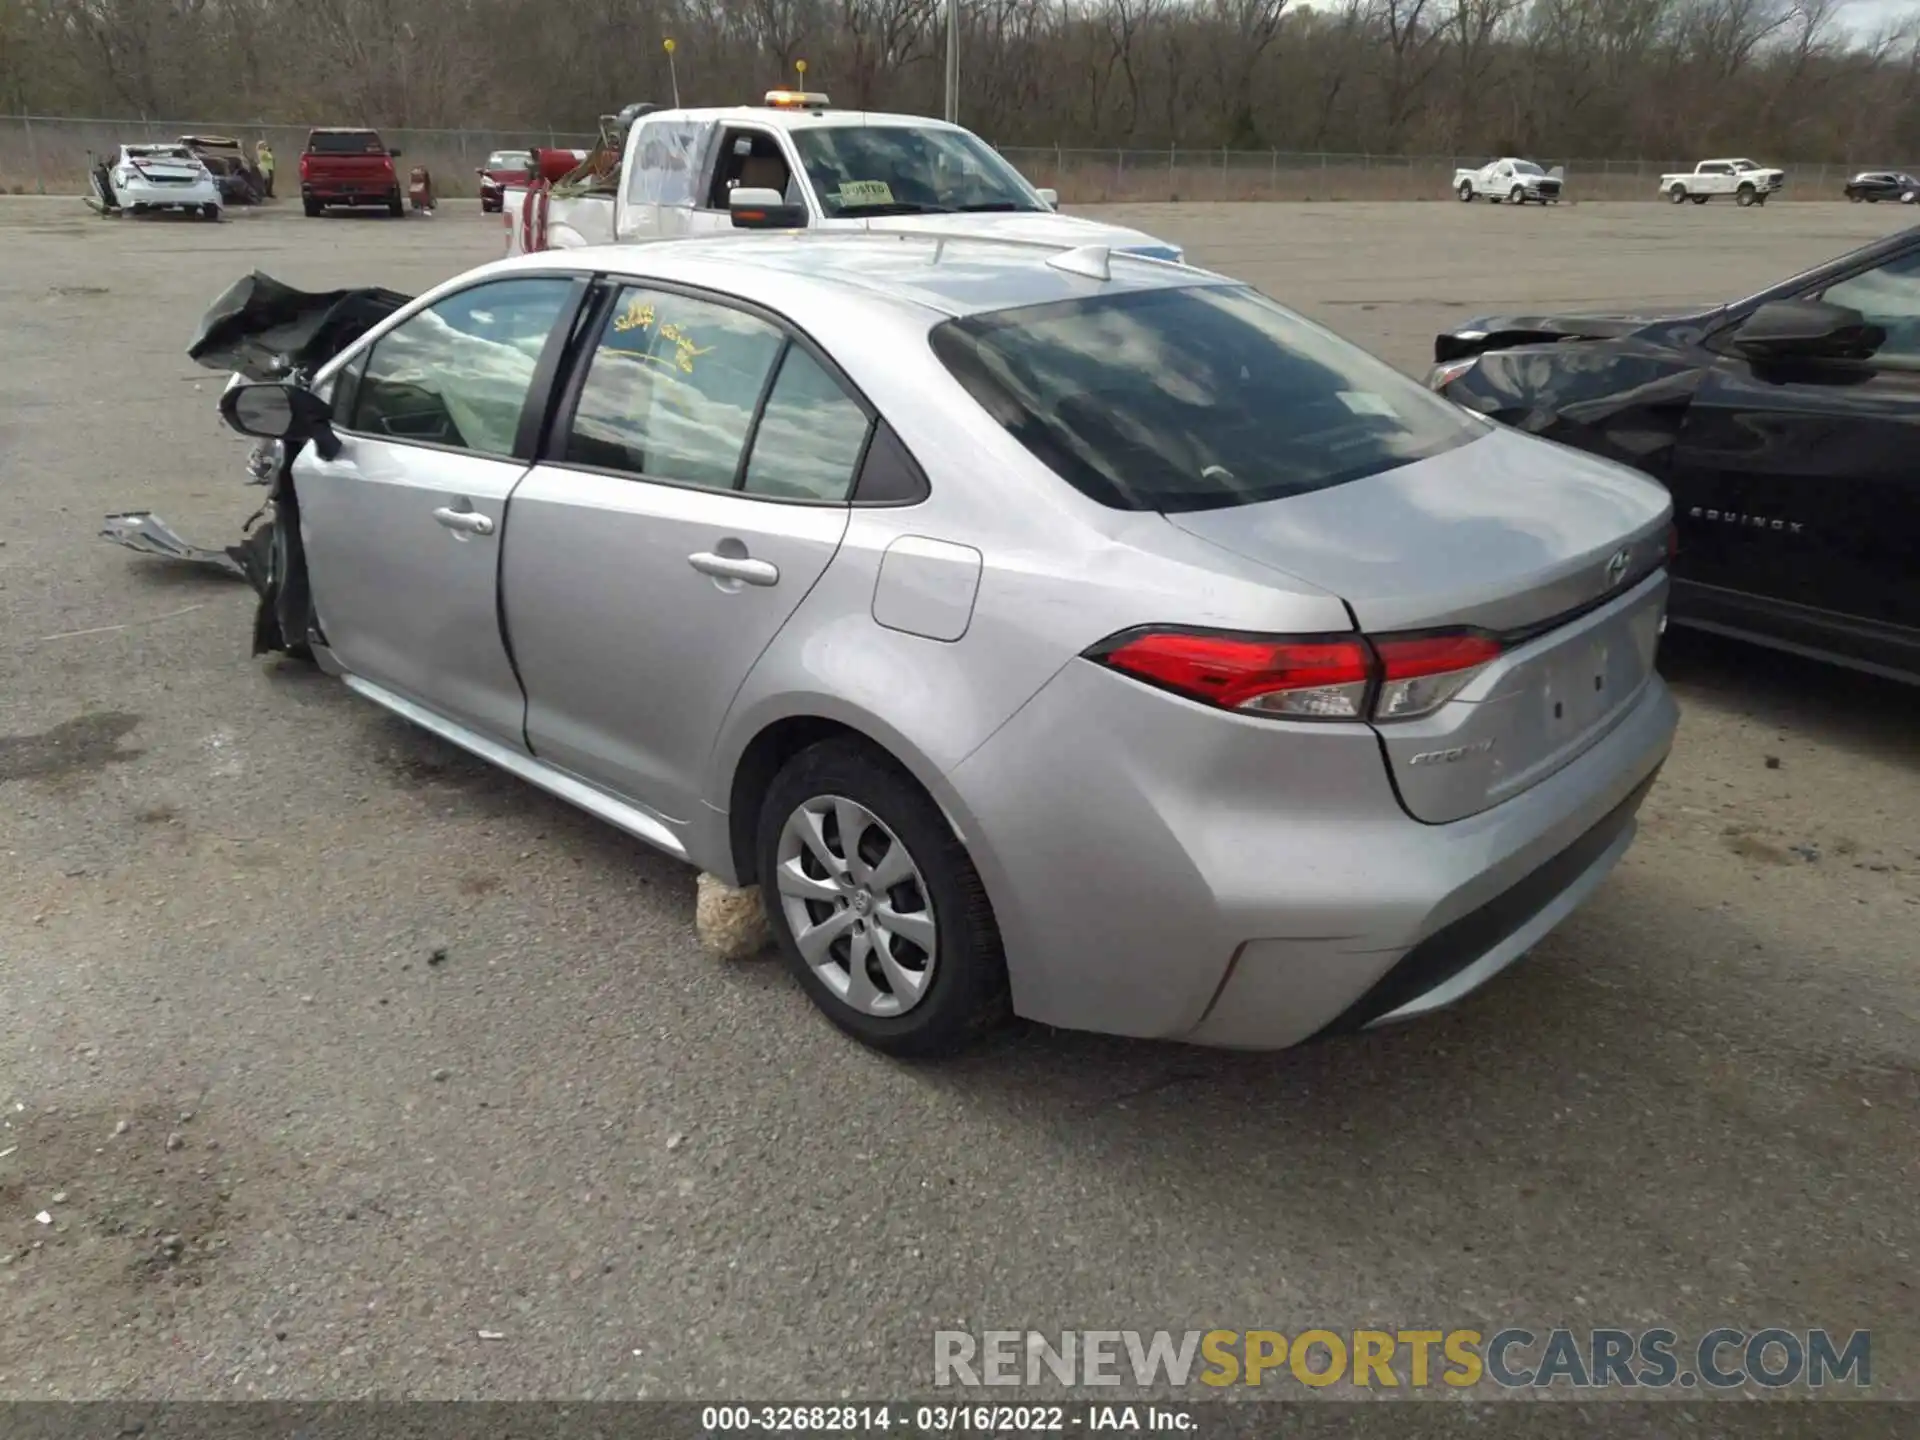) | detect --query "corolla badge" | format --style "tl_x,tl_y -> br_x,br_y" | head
1604,548 -> 1631,587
